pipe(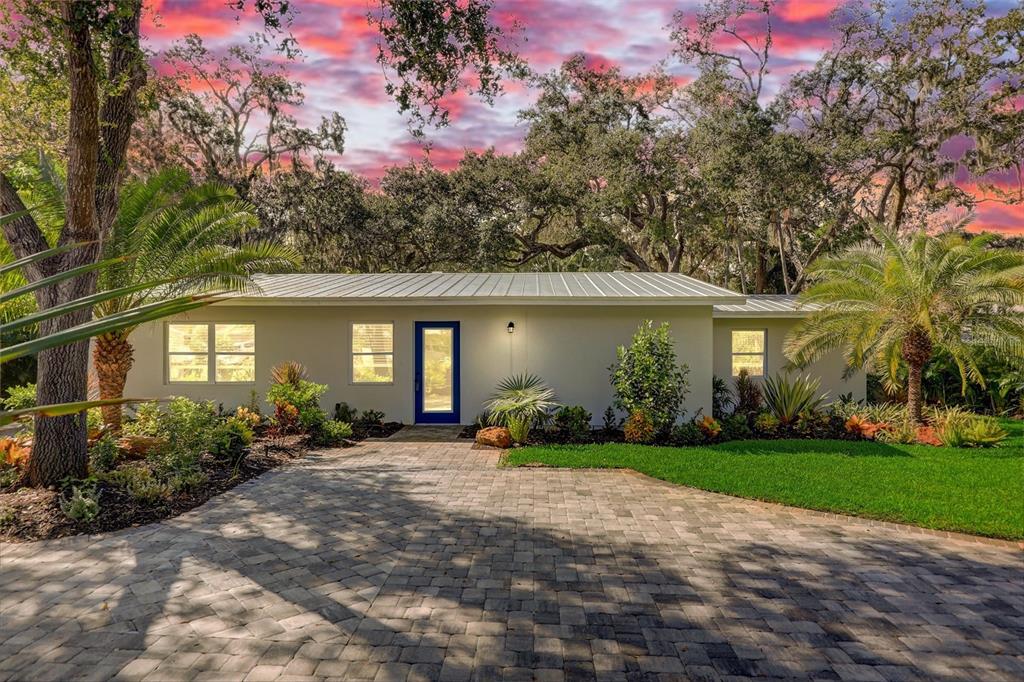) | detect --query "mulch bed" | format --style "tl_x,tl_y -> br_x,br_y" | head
1,435 -> 314,543
353,421 -> 404,439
